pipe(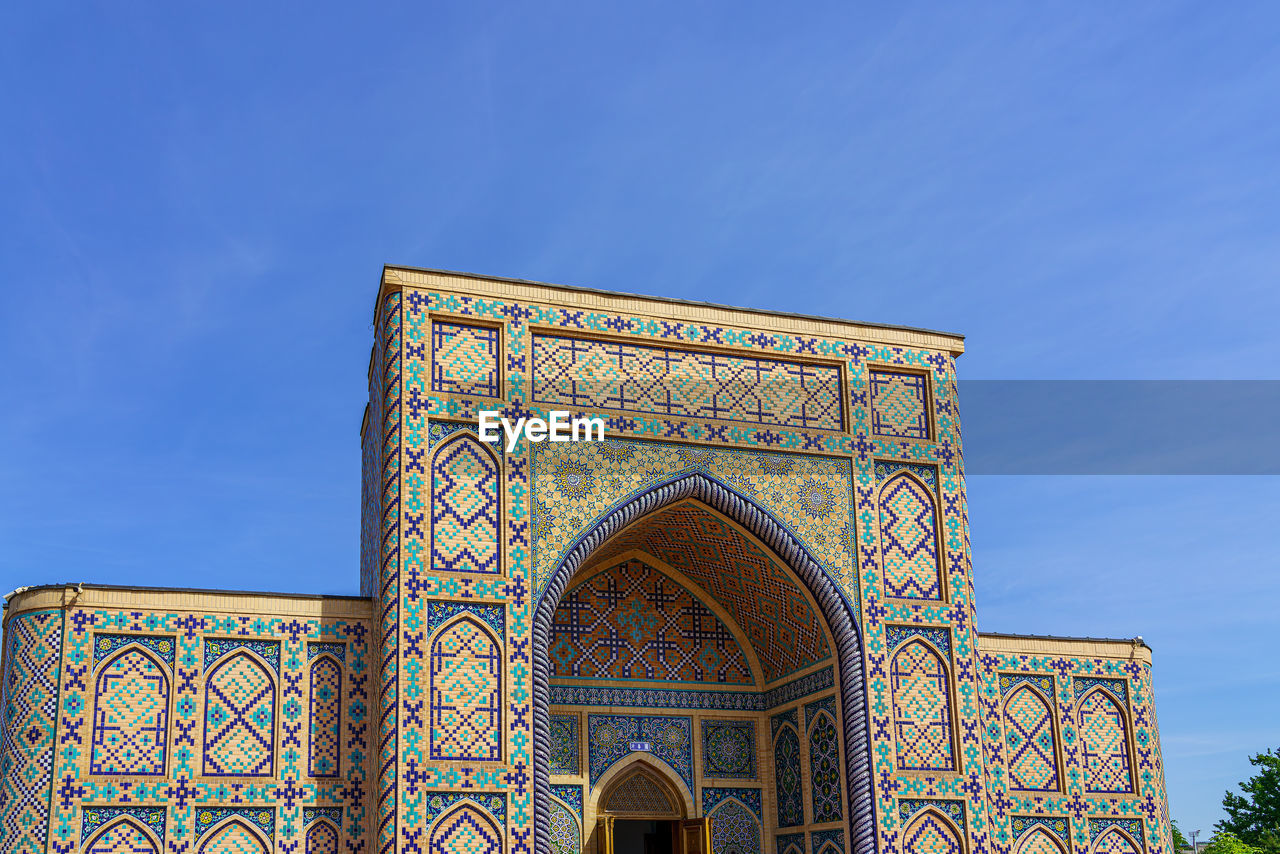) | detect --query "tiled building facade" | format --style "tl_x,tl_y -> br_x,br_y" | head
0,267 -> 1172,854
